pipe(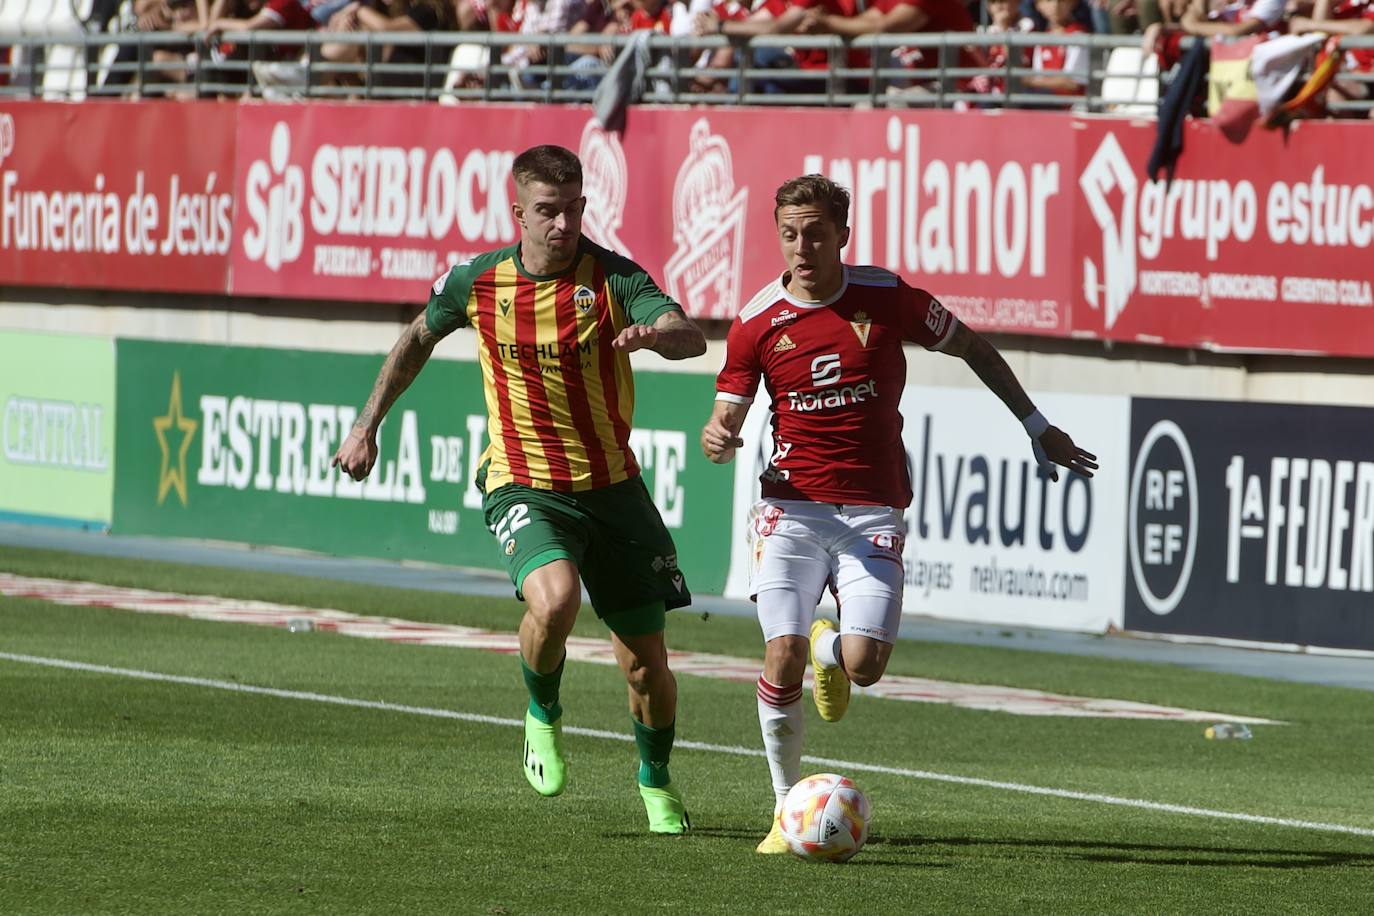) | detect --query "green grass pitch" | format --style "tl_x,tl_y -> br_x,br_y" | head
2,545 -> 1373,914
